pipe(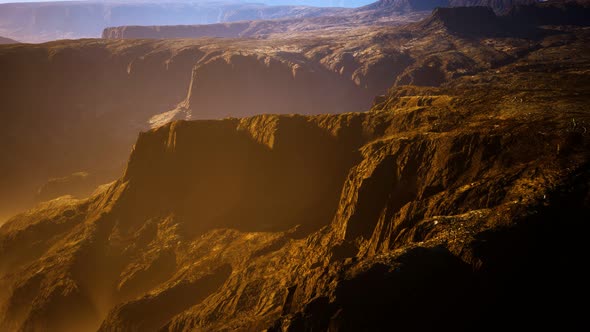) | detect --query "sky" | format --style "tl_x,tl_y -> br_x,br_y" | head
0,0 -> 376,6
